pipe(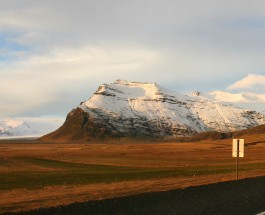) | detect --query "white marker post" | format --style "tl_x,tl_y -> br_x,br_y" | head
232,139 -> 244,180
